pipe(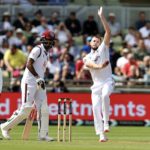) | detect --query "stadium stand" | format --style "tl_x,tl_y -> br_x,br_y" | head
0,1 -> 150,93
